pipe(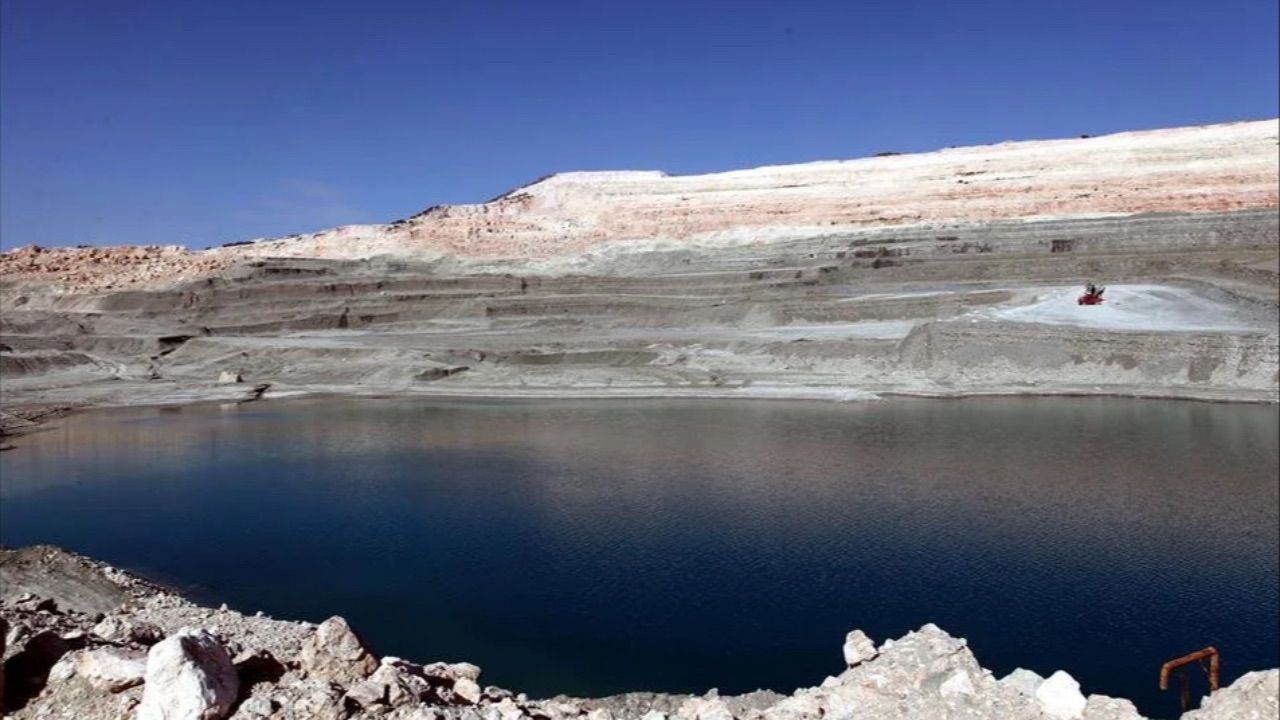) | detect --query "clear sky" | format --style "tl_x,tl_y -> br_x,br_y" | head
2,0 -> 1277,250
